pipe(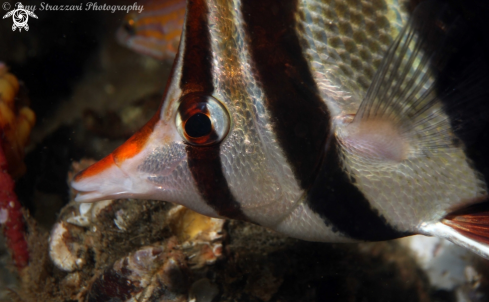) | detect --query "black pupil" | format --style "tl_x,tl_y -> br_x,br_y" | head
185,113 -> 212,138
123,21 -> 136,36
